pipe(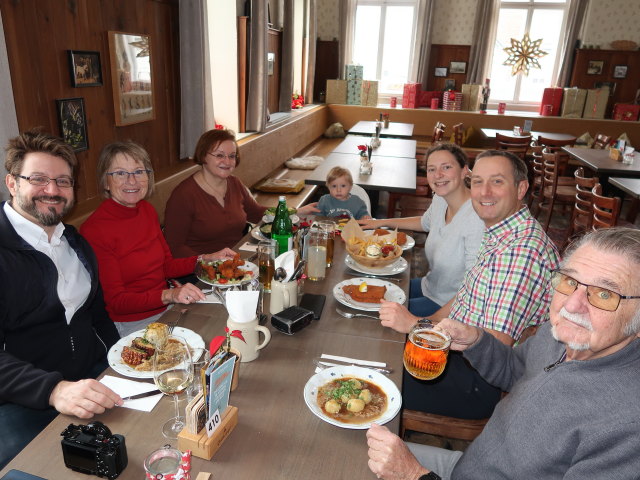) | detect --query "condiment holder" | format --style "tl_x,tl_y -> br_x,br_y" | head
177,406 -> 239,460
